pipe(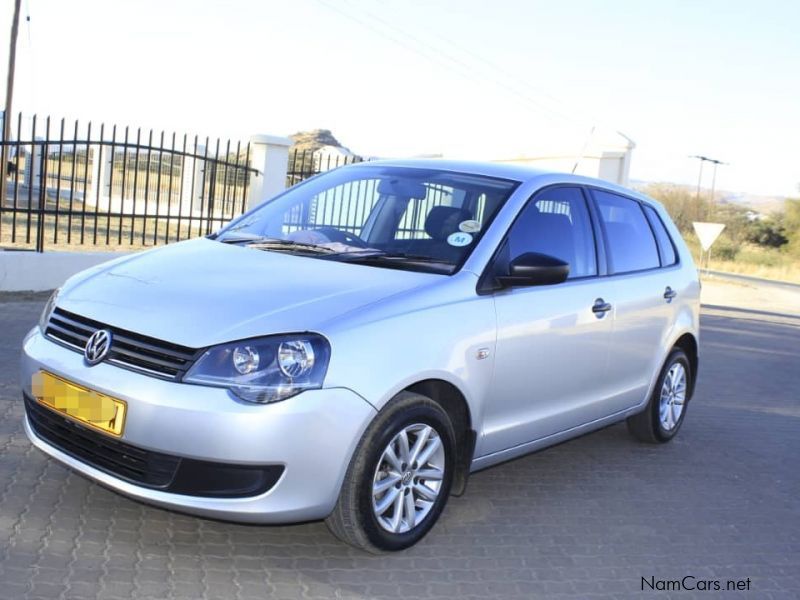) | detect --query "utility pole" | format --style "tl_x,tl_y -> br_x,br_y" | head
1,0 -> 23,208
708,159 -> 727,212
690,155 -> 727,218
692,156 -> 704,202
